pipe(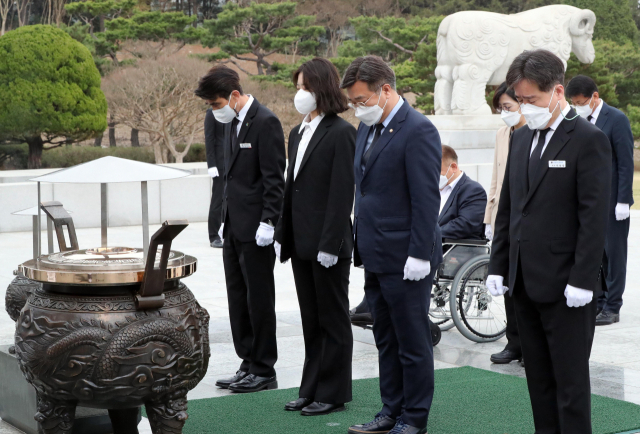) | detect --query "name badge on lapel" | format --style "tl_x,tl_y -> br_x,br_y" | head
240,143 -> 252,149
549,160 -> 566,168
